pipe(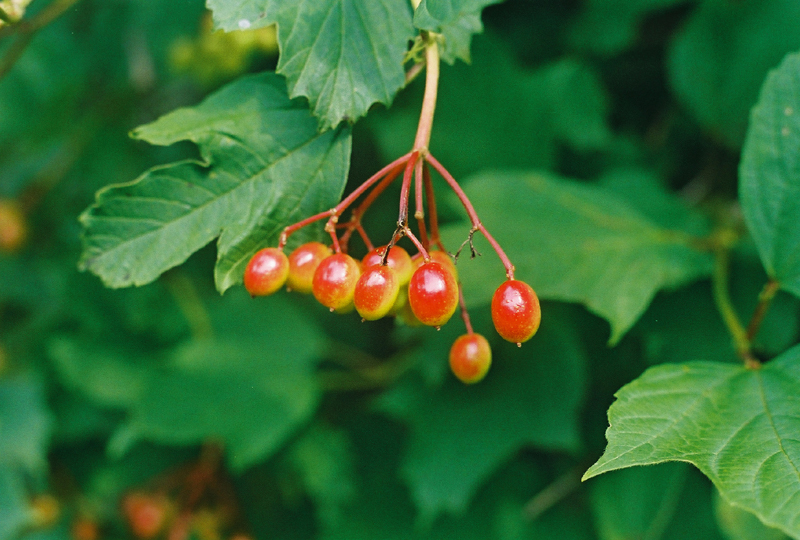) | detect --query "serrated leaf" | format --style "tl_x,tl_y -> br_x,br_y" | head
378,319 -> 586,521
441,171 -> 712,343
79,73 -> 351,293
413,0 -> 501,29
0,377 -> 53,474
208,0 -> 415,129
740,51 -> 800,299
413,0 -> 502,63
583,345 -> 800,539
667,0 -> 800,148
